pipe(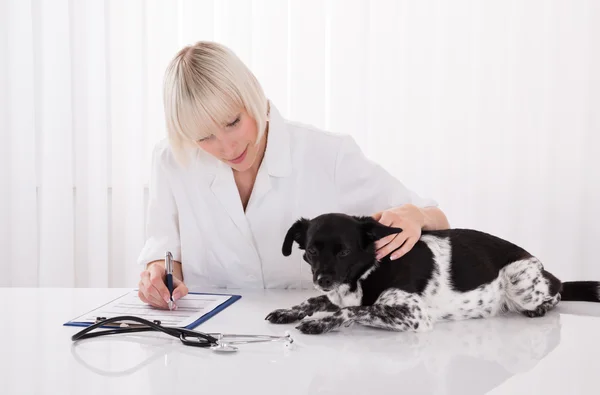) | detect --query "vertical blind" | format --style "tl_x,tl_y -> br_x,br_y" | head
1,0 -> 599,288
